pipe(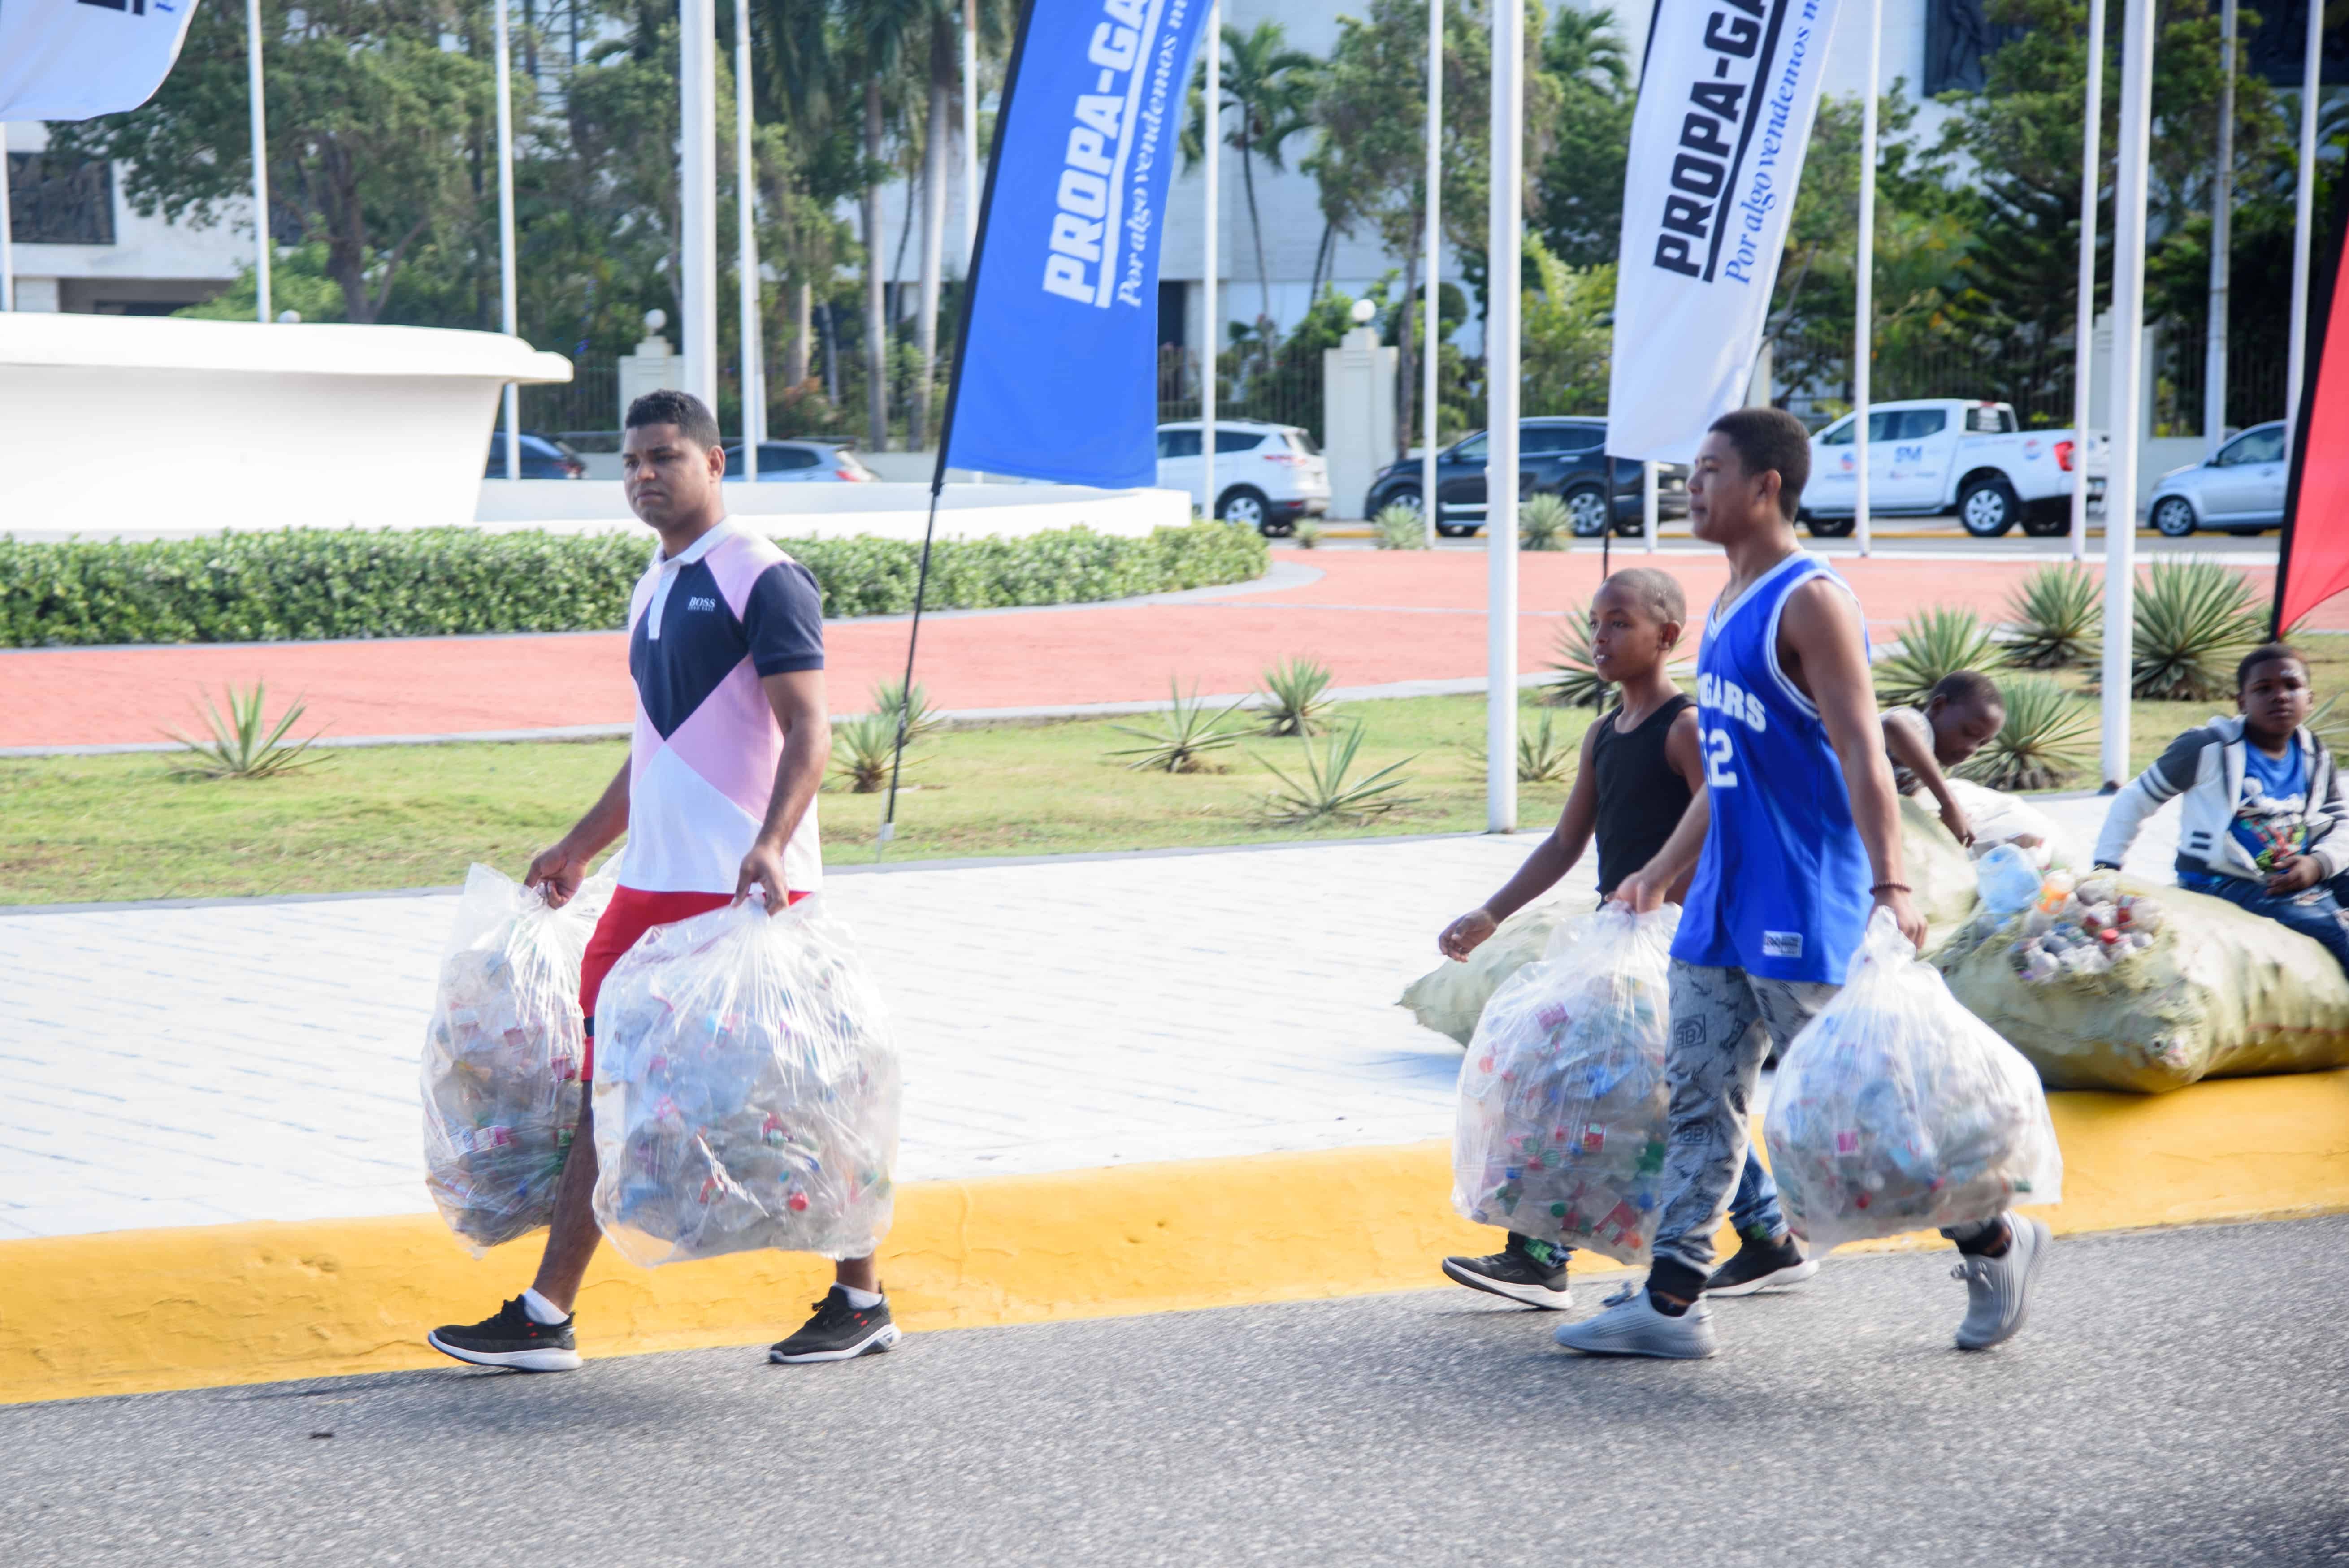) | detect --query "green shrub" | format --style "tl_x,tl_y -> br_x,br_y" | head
1372,504 -> 1431,550
1956,676 -> 2097,792
1519,494 -> 1571,552
0,521 -> 1267,647
2002,563 -> 2101,669
2129,559 -> 2265,701
1874,607 -> 2005,708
